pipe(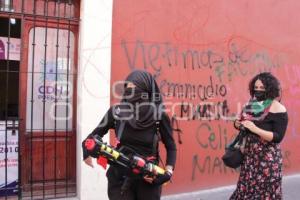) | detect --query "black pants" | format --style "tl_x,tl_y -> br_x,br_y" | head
106,165 -> 162,200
